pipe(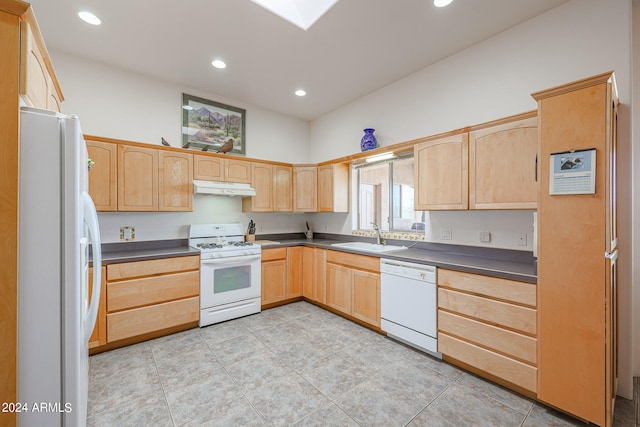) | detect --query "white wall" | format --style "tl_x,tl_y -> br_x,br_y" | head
50,51 -> 312,242
309,0 -> 635,398
53,52 -> 310,164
